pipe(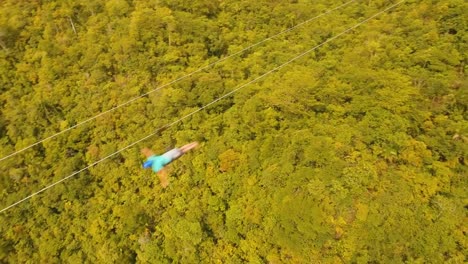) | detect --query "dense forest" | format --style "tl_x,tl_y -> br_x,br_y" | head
0,0 -> 466,263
